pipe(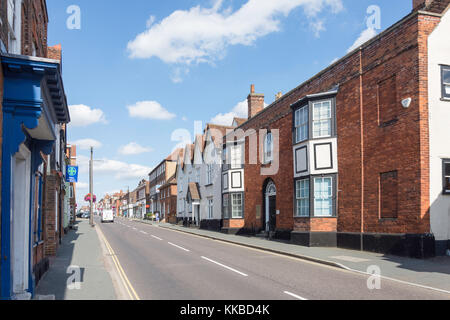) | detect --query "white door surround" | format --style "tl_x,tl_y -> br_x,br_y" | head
11,143 -> 31,296
265,182 -> 277,232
